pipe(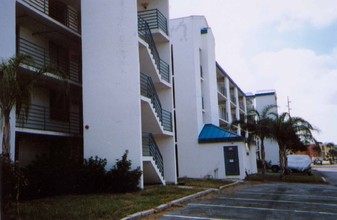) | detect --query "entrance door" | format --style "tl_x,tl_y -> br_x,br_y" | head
224,146 -> 240,176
